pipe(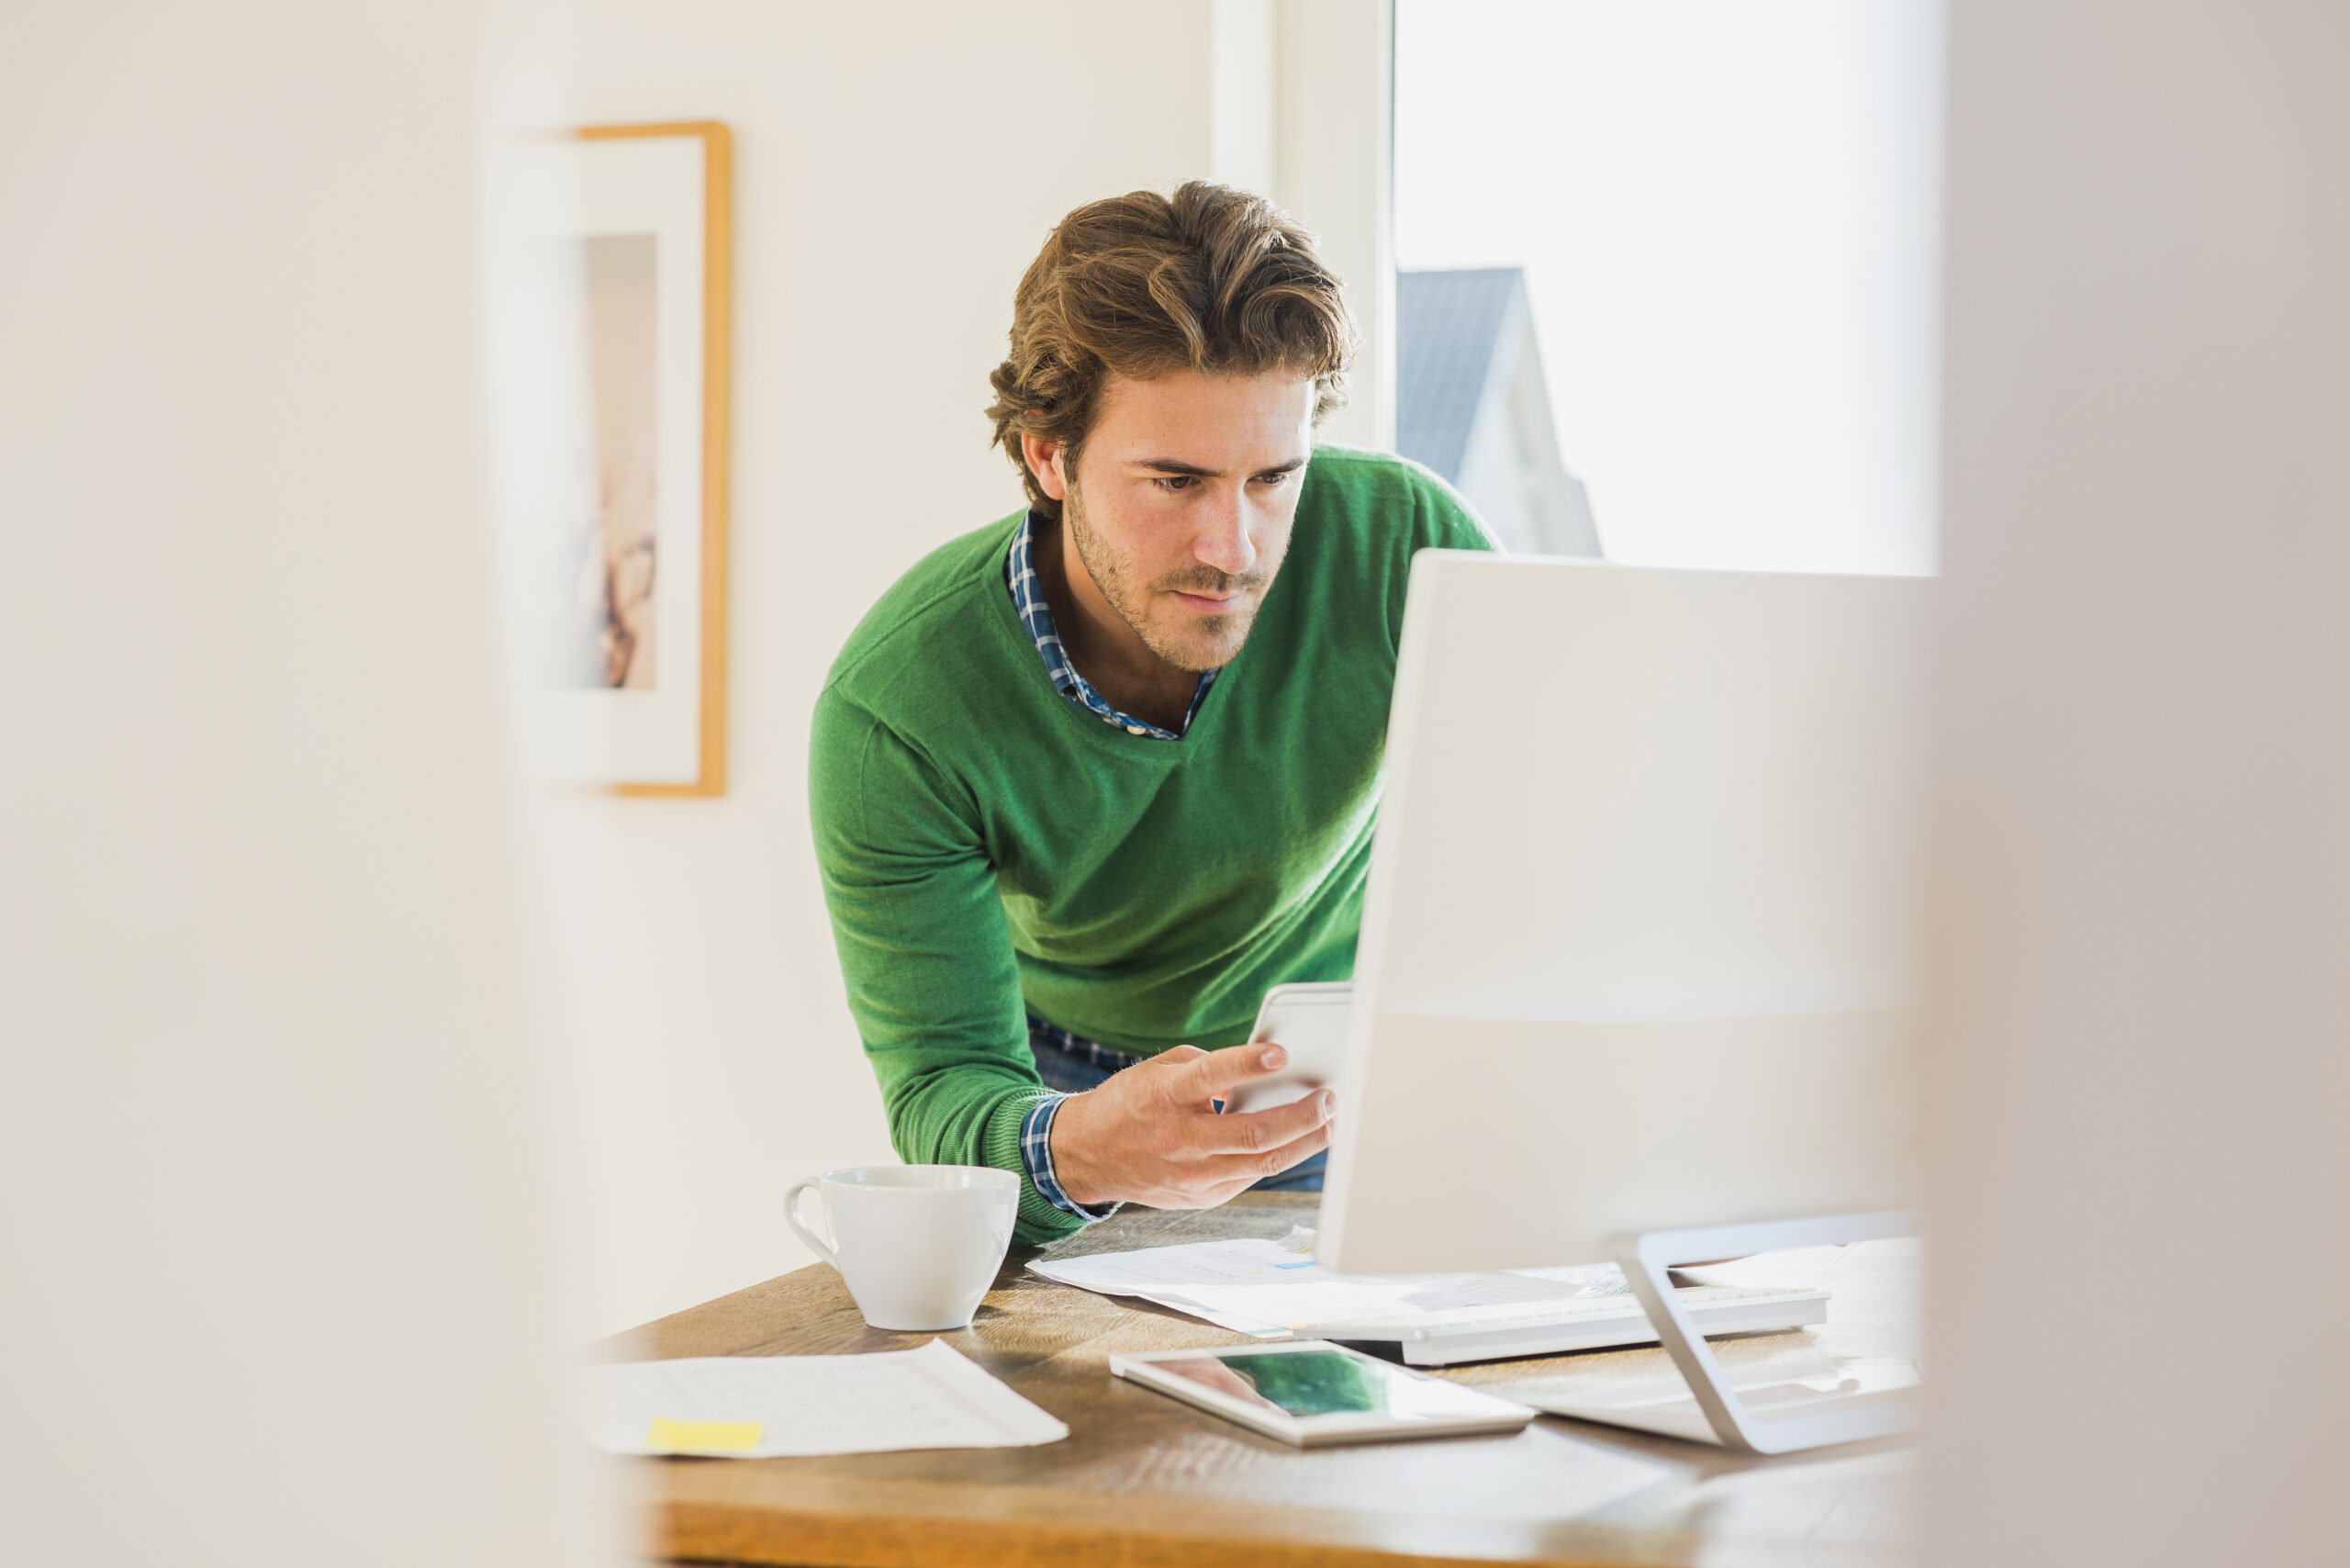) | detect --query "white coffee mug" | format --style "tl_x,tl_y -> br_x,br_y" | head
784,1165 -> 1020,1332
